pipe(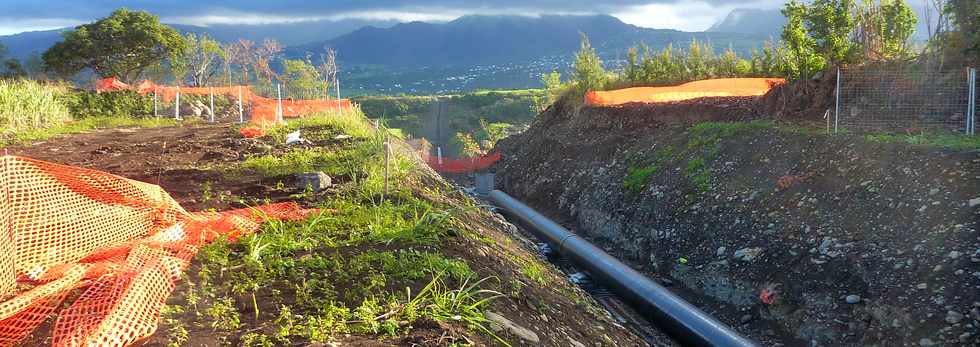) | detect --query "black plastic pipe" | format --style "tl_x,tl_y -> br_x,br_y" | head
489,190 -> 758,347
